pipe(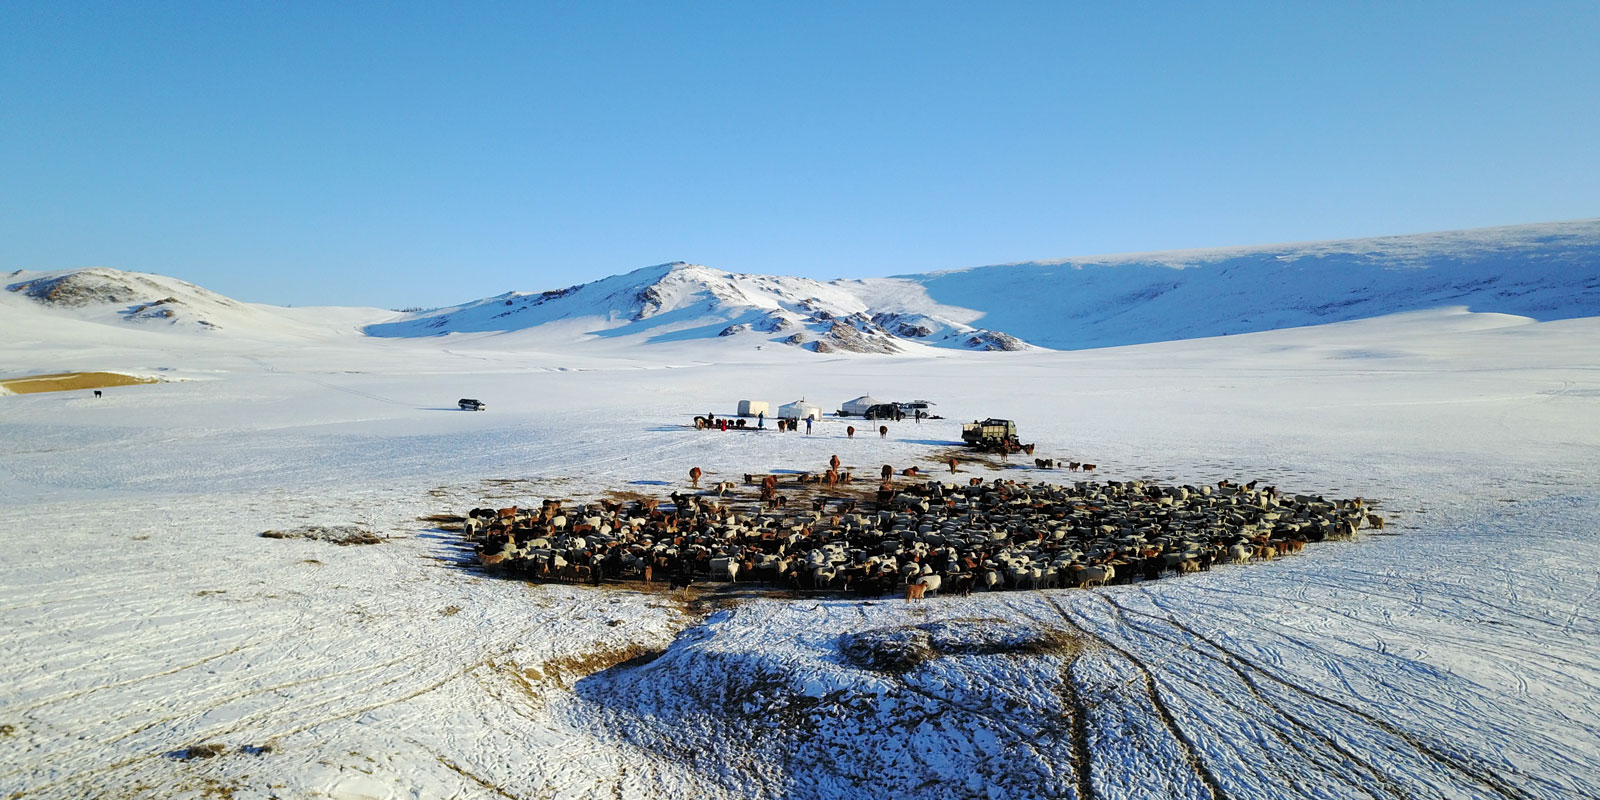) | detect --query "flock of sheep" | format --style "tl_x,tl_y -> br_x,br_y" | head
463,463 -> 1383,598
